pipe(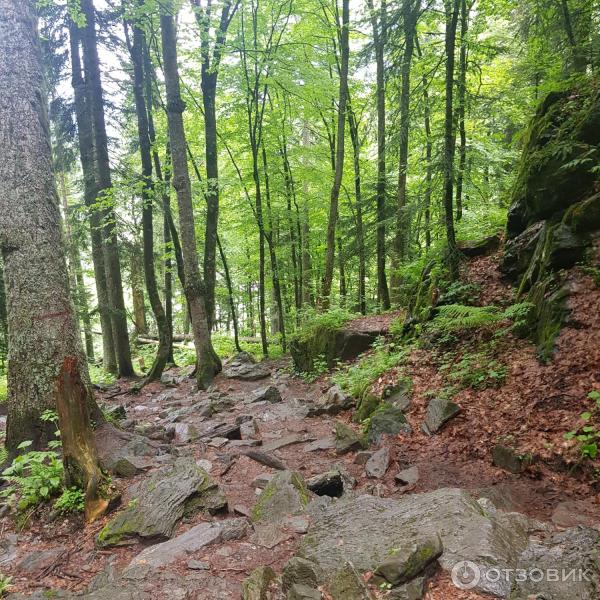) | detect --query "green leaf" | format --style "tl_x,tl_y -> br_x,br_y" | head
17,440 -> 32,450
